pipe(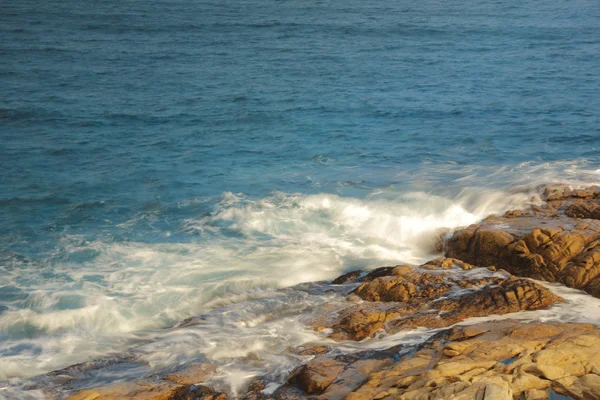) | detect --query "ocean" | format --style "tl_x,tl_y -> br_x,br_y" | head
1,0 -> 600,397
